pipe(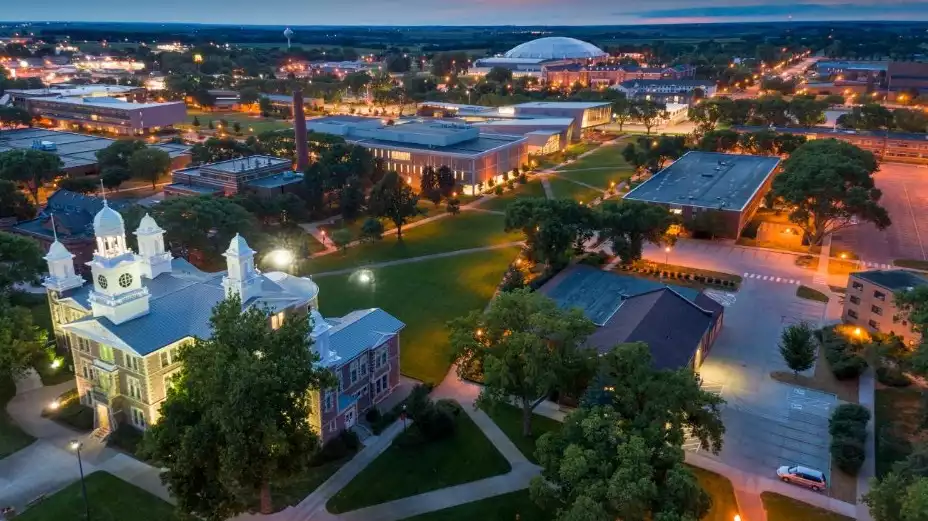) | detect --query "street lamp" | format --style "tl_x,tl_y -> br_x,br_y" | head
320,230 -> 327,246
268,249 -> 294,273
664,246 -> 672,266
70,440 -> 90,521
